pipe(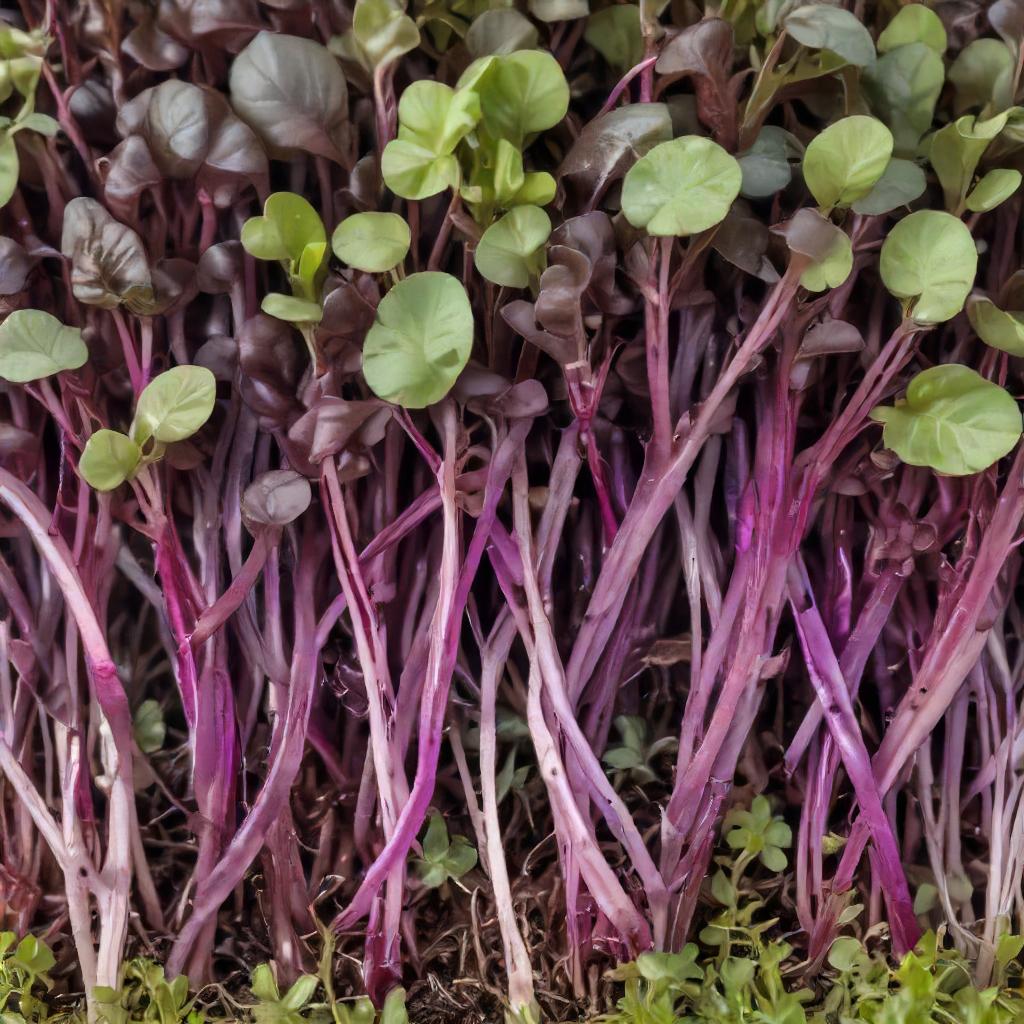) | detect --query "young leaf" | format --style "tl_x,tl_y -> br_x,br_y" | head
133,699 -> 166,753
879,210 -> 978,323
331,212 -> 411,273
132,365 -> 217,444
965,168 -> 1022,212
802,116 -> 894,210
0,309 -> 88,382
850,158 -> 926,215
472,50 -> 570,145
362,271 -> 473,408
778,209 -> 853,292
948,39 -> 1015,114
416,812 -> 478,888
229,32 -> 349,162
475,205 -> 551,288
381,140 -> 460,200
863,43 -> 944,156
870,365 -> 1022,476
877,4 -> 947,54
242,192 -> 326,264
967,296 -> 1024,355
381,987 -> 409,1024
783,5 -> 876,67
79,429 -> 142,492
261,293 -> 324,323
352,0 -> 420,68
621,136 -> 742,236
